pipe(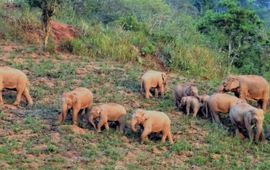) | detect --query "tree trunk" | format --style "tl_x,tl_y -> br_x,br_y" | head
227,37 -> 234,74
41,0 -> 52,50
43,18 -> 51,50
